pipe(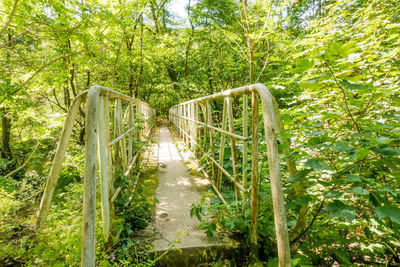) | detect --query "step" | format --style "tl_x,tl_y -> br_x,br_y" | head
153,241 -> 242,267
